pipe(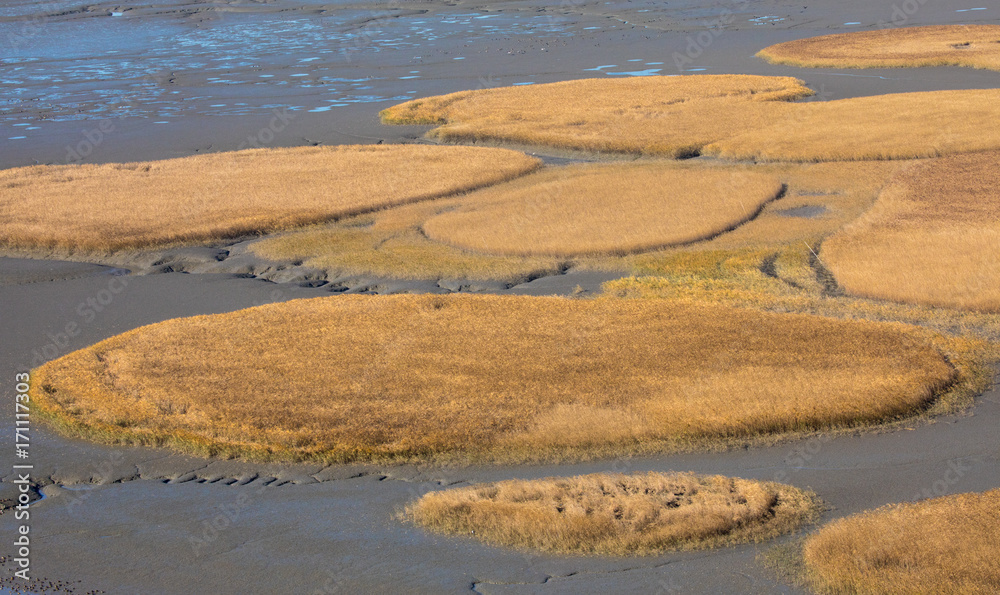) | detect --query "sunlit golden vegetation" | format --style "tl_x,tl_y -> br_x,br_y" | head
422,163 -> 784,256
381,75 -> 813,157
758,25 -> 1000,71
31,295 -> 956,464
407,472 -> 819,555
605,236 -> 999,417
249,160 -> 895,280
0,145 -> 540,252
823,151 -> 1000,312
382,76 -> 1000,161
702,89 -> 1000,162
803,489 -> 1000,594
